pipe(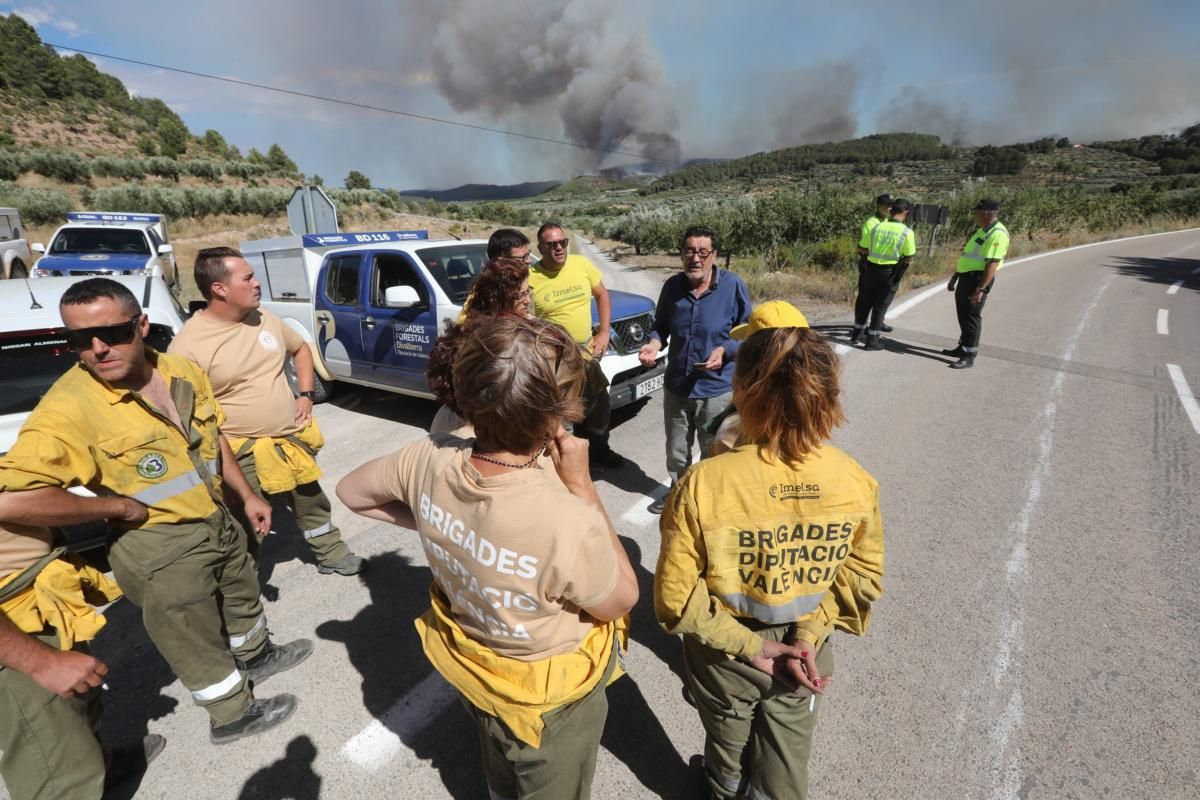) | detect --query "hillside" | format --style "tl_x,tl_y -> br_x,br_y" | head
399,181 -> 560,202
